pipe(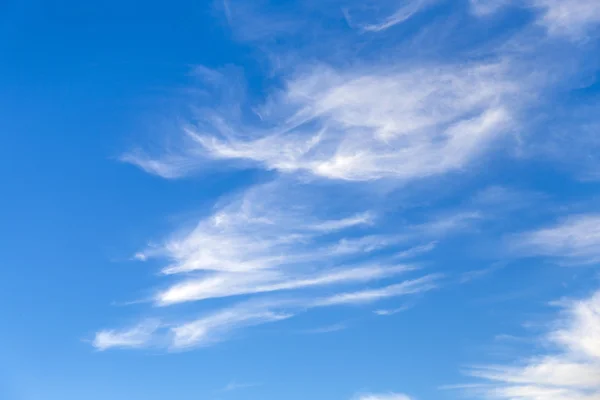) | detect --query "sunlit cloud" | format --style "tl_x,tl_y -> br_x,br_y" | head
93,320 -> 161,351
459,290 -> 600,400
123,61 -> 522,182
511,214 -> 600,264
533,0 -> 600,38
